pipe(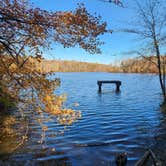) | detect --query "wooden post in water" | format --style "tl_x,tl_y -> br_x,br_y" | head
97,80 -> 121,93
98,82 -> 102,93
116,81 -> 121,92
